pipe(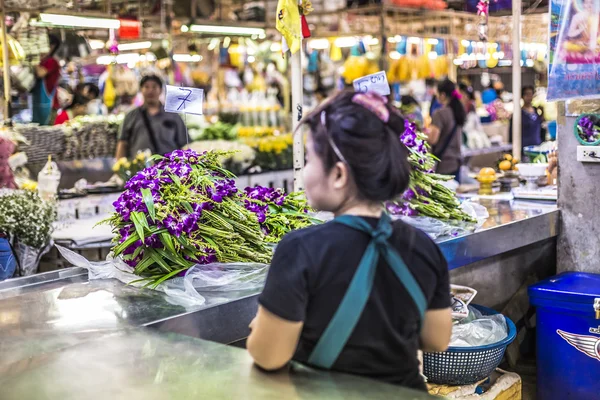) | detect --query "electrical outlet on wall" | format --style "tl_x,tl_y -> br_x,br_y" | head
577,146 -> 600,162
